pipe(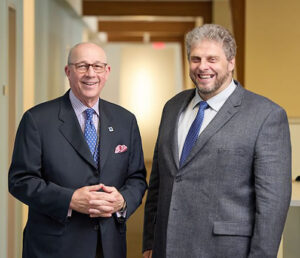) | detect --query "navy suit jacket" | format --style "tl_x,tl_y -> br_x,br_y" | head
9,90 -> 147,258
